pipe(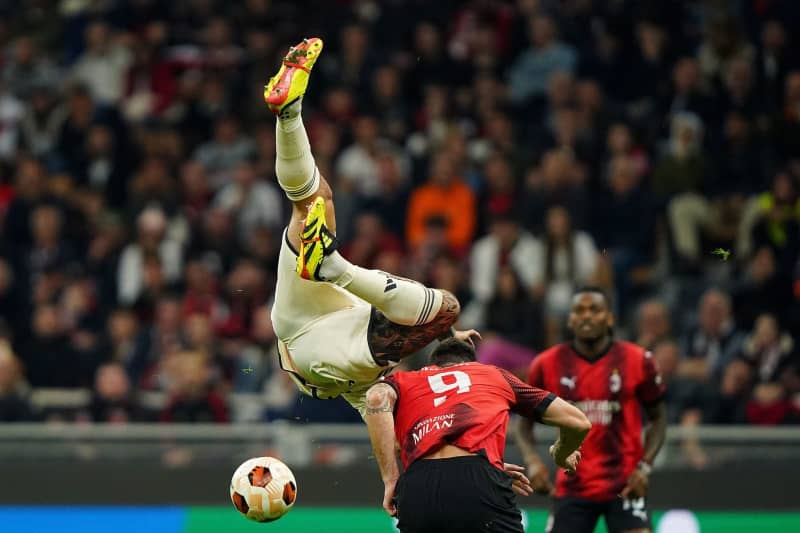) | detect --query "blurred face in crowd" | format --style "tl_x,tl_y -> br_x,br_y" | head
156,299 -> 182,333
171,352 -> 211,396
181,160 -> 210,200
673,58 -> 700,93
376,151 -> 402,192
637,22 -> 666,60
85,21 -> 110,52
353,116 -> 379,146
233,161 -> 256,189
354,212 -> 383,242
547,71 -> 575,108
205,17 -> 232,47
87,124 -> 114,156
137,208 -> 167,246
754,314 -> 780,348
530,15 -> 556,48
607,123 -> 633,154
430,153 -> 456,187
484,155 -> 513,193
698,290 -> 731,336
724,113 -> 750,142
725,58 -> 752,95
772,172 -> 796,203
785,73 -> 800,107
652,341 -> 679,380
95,363 -> 130,401
215,117 -> 239,143
496,266 -> 520,300
415,22 -> 441,56
33,305 -> 62,338
15,158 -> 46,199
185,313 -> 214,348
541,150 -> 573,188
576,79 -> 603,112
341,24 -> 368,59
0,345 -> 22,392
373,66 -> 400,101
545,205 -> 571,241
608,155 -> 639,196
31,205 -> 62,247
13,36 -> 35,65
638,300 -> 671,340
762,20 -> 785,51
108,309 -> 139,345
568,292 -> 614,342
